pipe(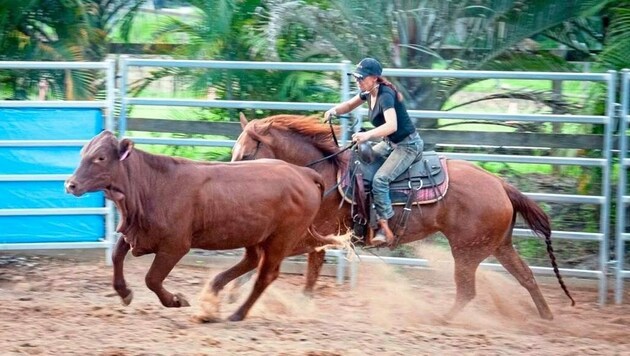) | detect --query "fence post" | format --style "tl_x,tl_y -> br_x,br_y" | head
616,69 -> 630,304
